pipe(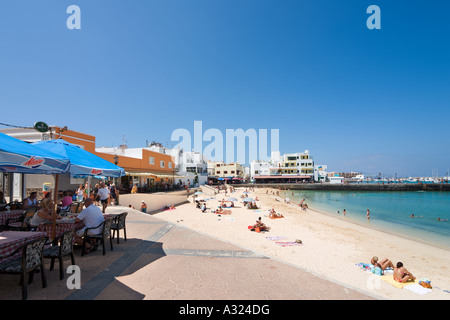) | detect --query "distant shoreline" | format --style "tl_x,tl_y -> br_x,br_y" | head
238,182 -> 450,192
